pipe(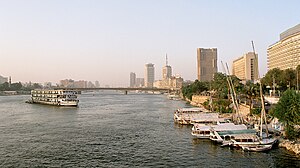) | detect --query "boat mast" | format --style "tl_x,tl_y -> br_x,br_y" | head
225,62 -> 242,123
221,61 -> 242,124
251,41 -> 269,138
